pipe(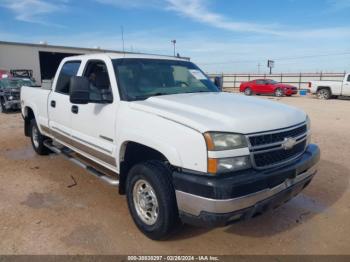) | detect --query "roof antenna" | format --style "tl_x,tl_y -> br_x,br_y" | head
121,25 -> 125,57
